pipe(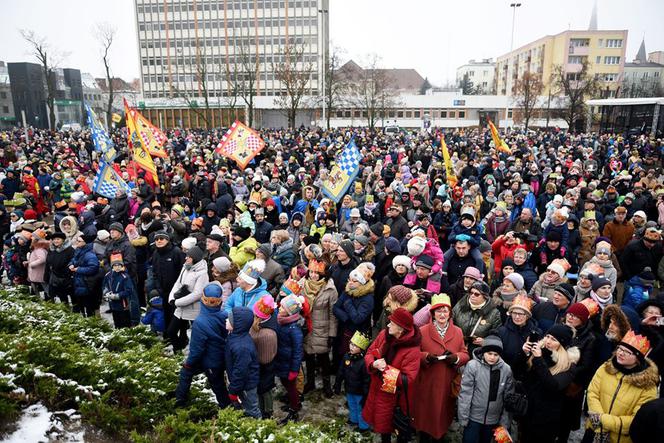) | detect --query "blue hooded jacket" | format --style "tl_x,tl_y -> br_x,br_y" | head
223,278 -> 270,313
224,307 -> 259,395
70,243 -> 100,298
275,315 -> 304,379
140,297 -> 165,333
186,301 -> 227,369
